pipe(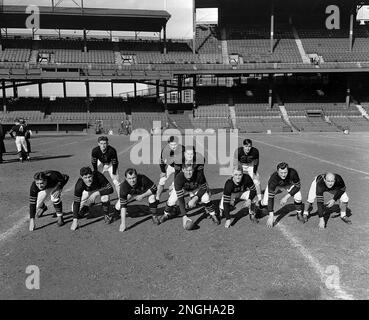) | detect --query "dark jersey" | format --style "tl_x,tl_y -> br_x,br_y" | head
233,146 -> 259,173
119,174 -> 157,208
73,171 -> 113,216
29,171 -> 69,218
223,174 -> 256,218
267,168 -> 301,212
174,151 -> 205,177
9,124 -> 27,137
174,170 -> 207,215
315,173 -> 346,217
91,145 -> 119,174
159,144 -> 185,173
